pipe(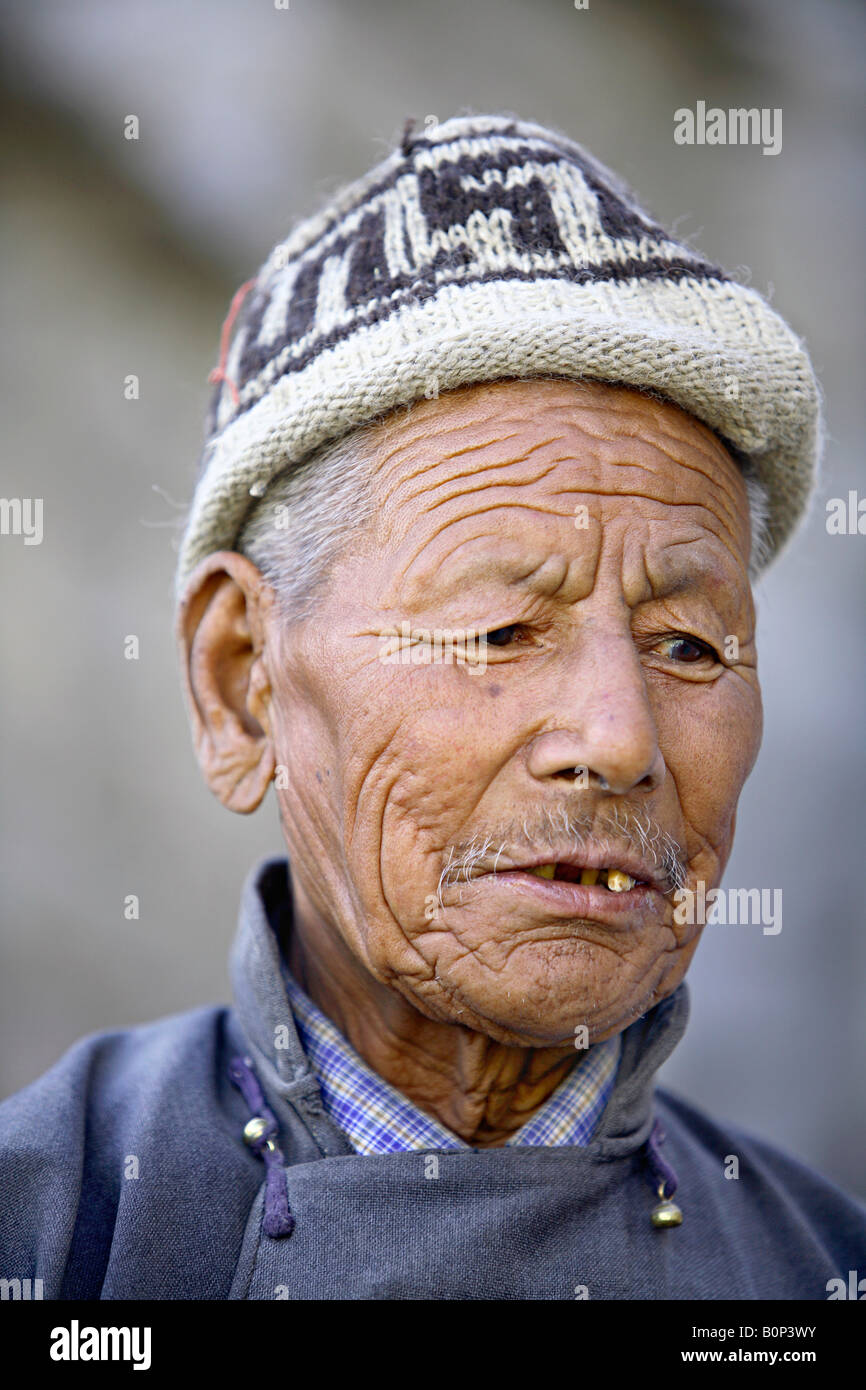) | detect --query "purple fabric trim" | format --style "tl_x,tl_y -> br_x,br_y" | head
229,1055 -> 295,1238
645,1117 -> 678,1199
